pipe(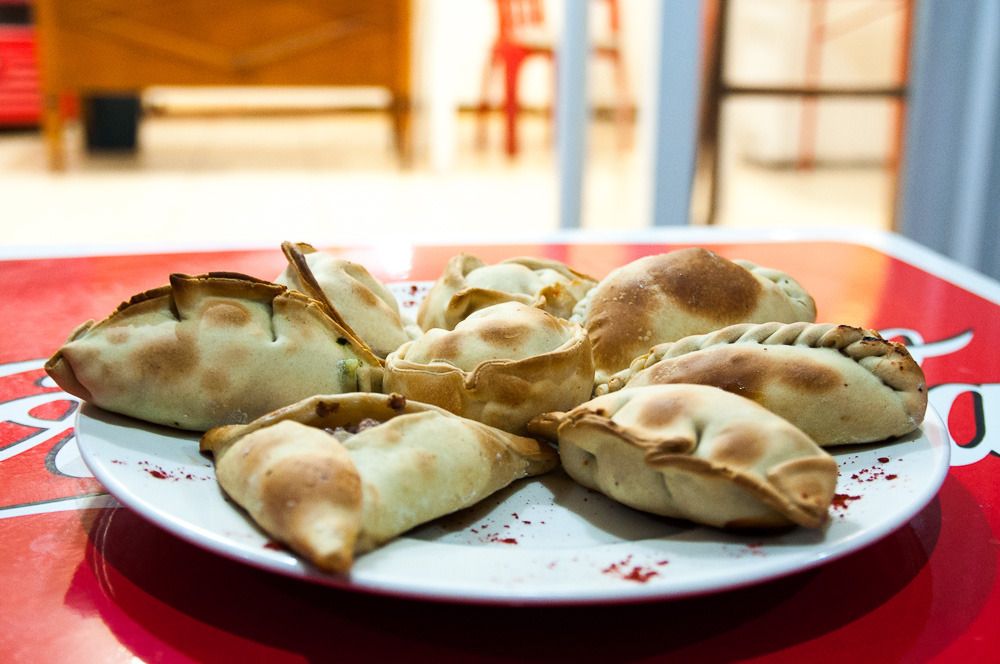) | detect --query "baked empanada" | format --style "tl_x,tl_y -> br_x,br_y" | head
200,392 -> 558,573
572,248 -> 816,383
45,273 -> 382,431
276,241 -> 412,358
528,384 -> 838,529
598,322 -> 927,446
385,301 -> 594,434
417,253 -> 597,331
